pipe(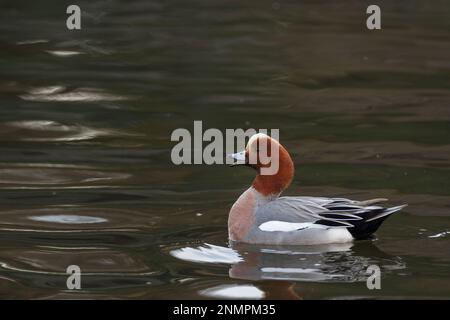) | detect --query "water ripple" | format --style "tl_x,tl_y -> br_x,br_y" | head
428,231 -> 450,239
0,120 -> 121,142
19,87 -> 129,102
0,166 -> 130,186
29,215 -> 108,225
16,39 -> 49,45
45,50 -> 85,57
170,243 -> 243,264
